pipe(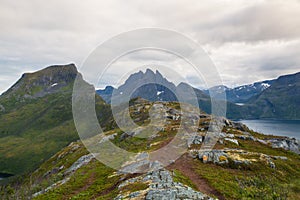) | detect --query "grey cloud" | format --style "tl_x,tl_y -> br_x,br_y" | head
0,0 -> 300,92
